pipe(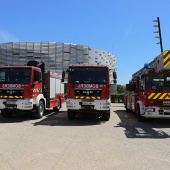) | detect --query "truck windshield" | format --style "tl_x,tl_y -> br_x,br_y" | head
69,67 -> 108,84
0,68 -> 31,84
146,74 -> 170,90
